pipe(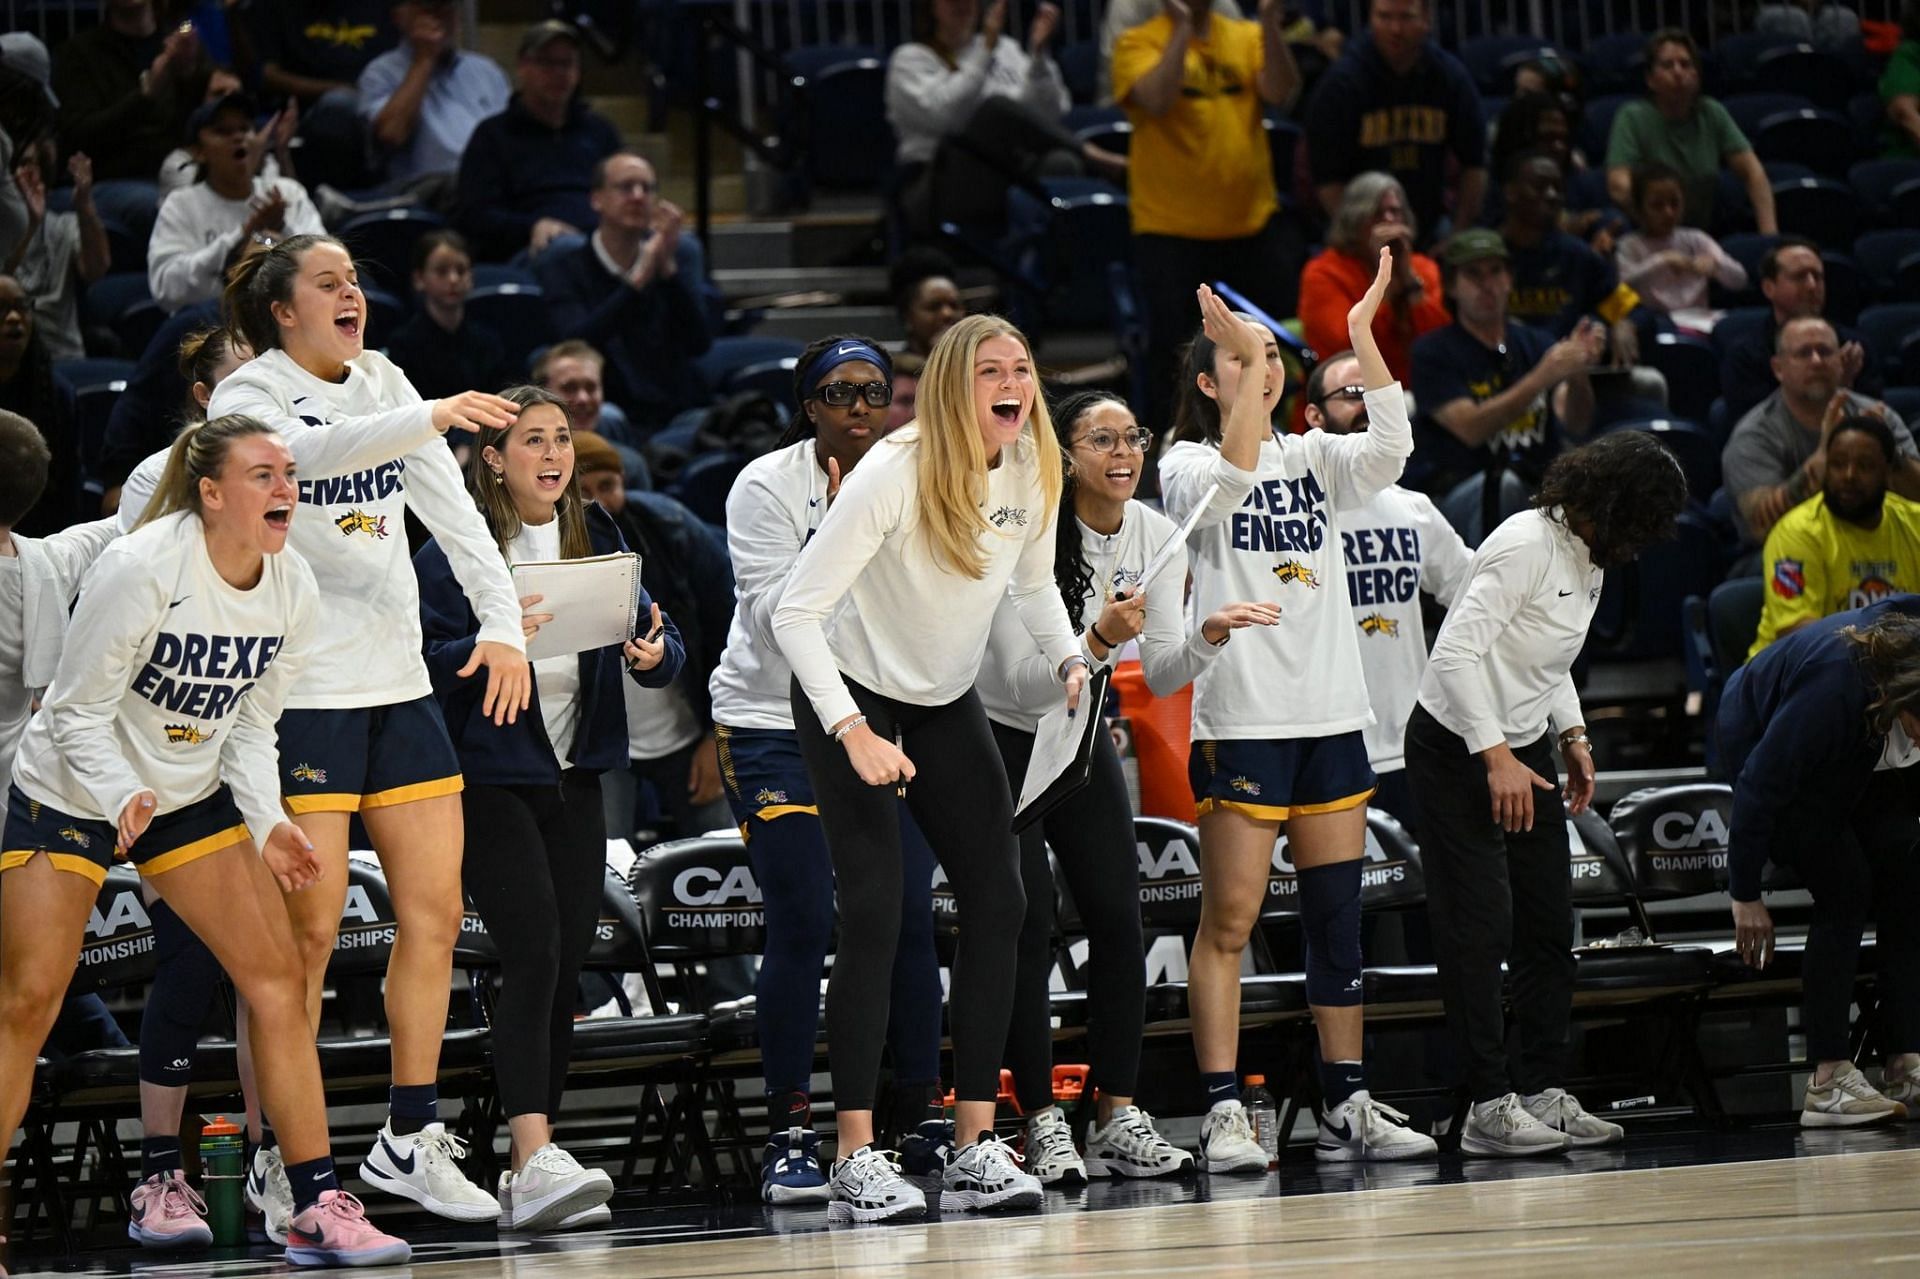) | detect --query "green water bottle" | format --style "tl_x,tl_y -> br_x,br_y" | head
198,1115 -> 245,1246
